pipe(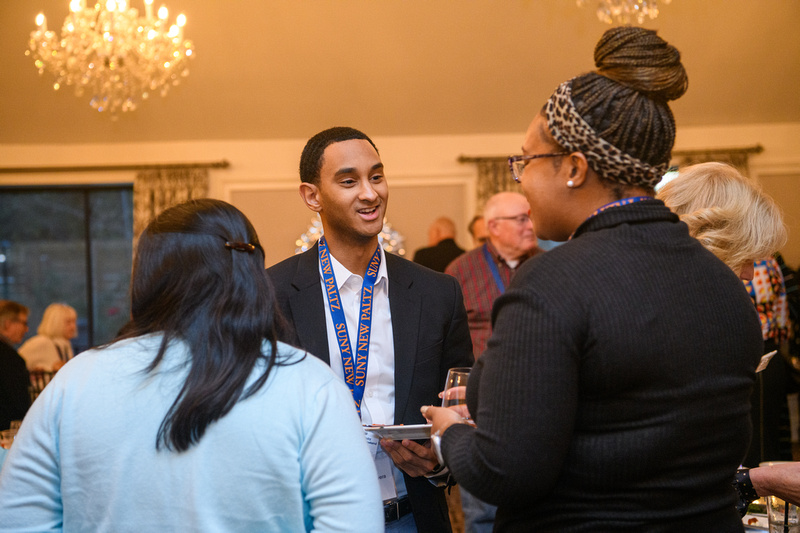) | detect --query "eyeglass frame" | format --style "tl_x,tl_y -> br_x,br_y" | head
490,214 -> 531,225
508,152 -> 570,183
